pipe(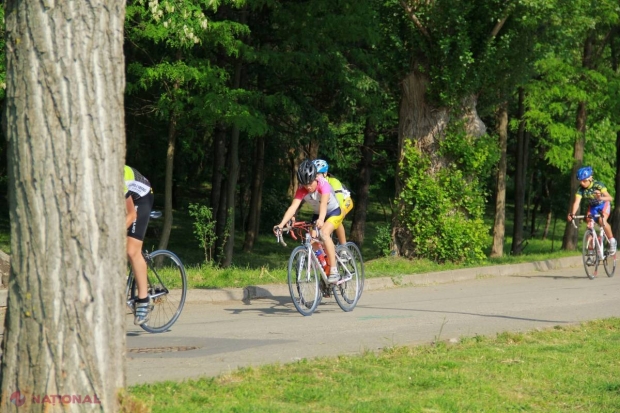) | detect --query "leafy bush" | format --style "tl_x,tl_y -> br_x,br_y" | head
373,223 -> 394,257
188,203 -> 217,264
398,131 -> 494,263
